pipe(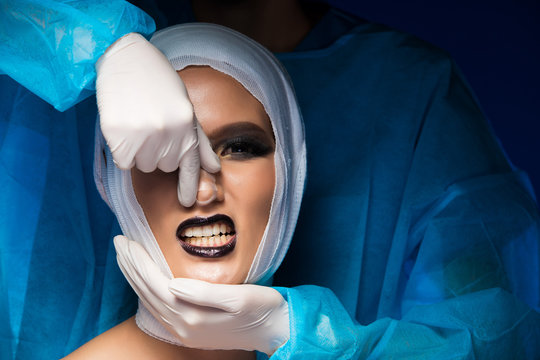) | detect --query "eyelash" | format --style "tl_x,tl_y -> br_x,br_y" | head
217,137 -> 273,160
